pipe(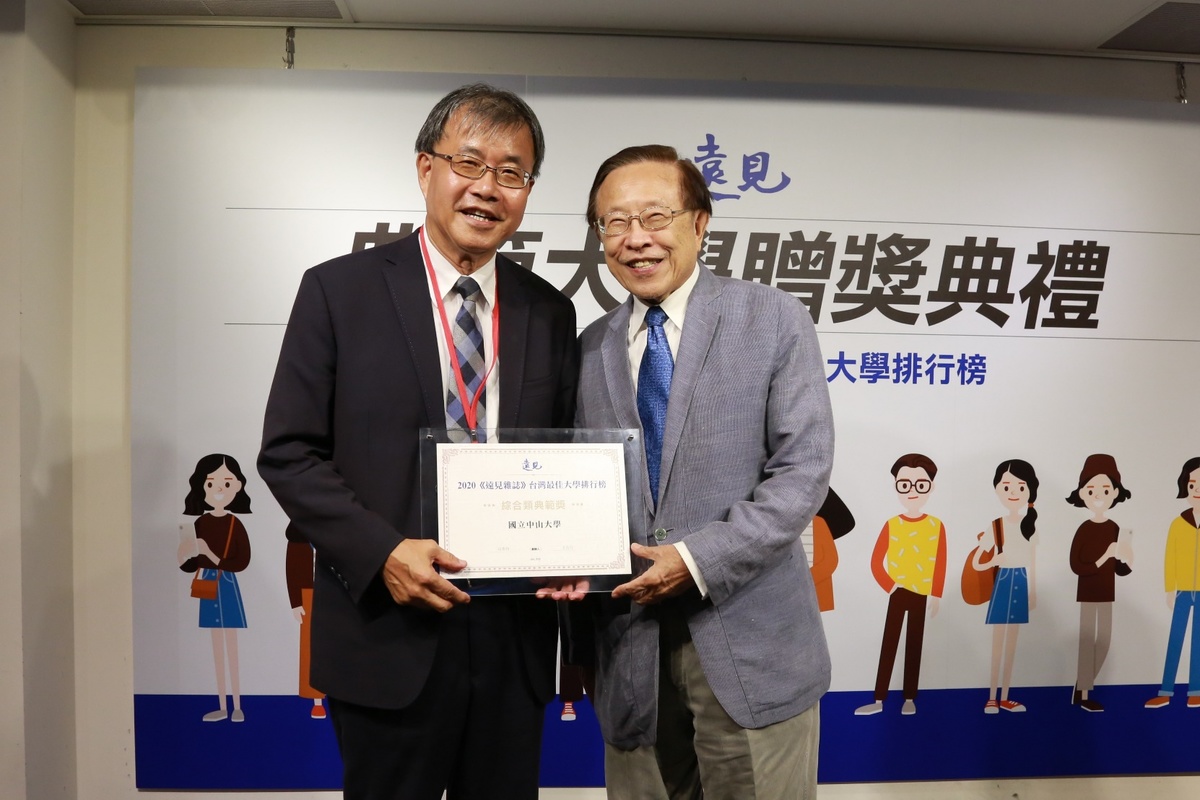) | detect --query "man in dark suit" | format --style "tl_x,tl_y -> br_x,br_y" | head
258,84 -> 578,800
562,145 -> 833,799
